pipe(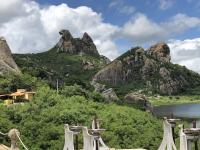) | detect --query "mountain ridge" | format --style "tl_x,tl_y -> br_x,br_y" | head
93,43 -> 200,95
13,30 -> 109,89
3,29 -> 199,96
